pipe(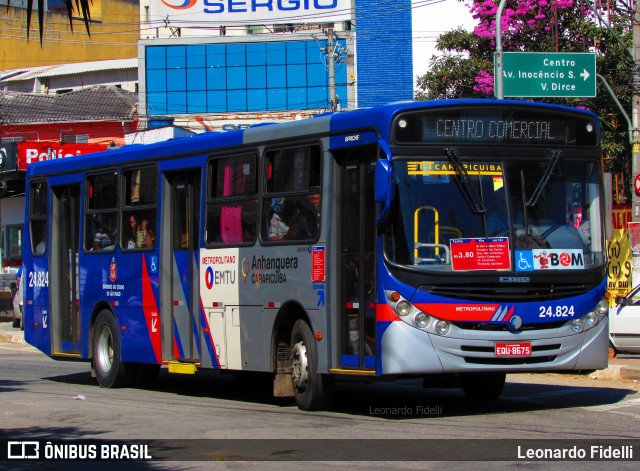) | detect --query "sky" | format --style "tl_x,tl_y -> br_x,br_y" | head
411,0 -> 476,83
